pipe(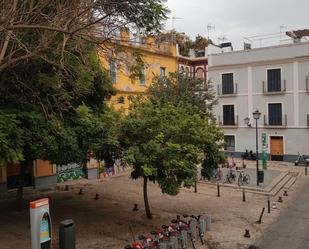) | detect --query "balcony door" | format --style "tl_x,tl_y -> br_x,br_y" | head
222,73 -> 234,94
268,103 -> 282,125
267,69 -> 281,92
223,105 -> 235,125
